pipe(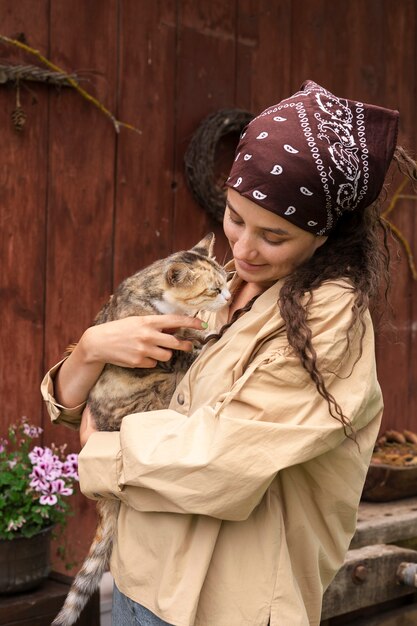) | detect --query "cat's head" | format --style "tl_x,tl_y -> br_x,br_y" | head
163,233 -> 231,314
